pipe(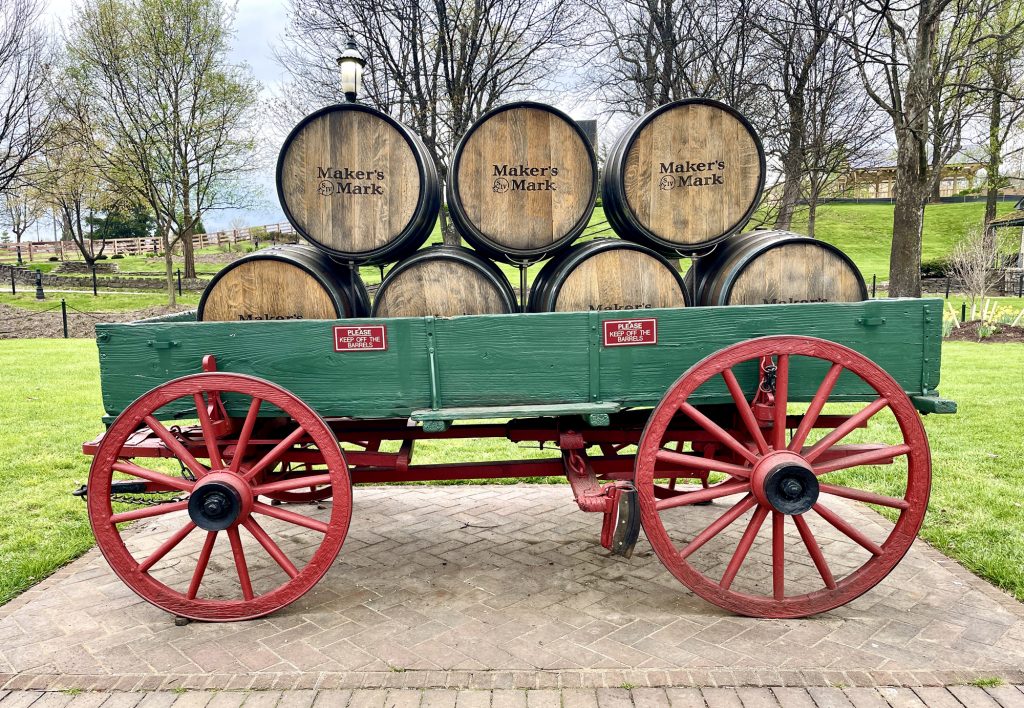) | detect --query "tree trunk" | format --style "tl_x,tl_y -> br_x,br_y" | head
775,106 -> 805,231
984,87 -> 1002,228
807,202 -> 817,239
890,184 -> 925,297
162,229 -> 176,306
182,228 -> 196,279
439,205 -> 460,246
